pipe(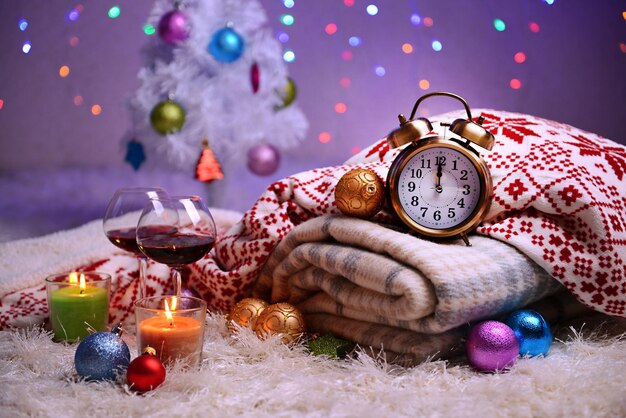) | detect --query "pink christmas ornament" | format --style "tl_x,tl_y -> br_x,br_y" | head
466,320 -> 519,372
158,10 -> 190,45
247,144 -> 280,176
